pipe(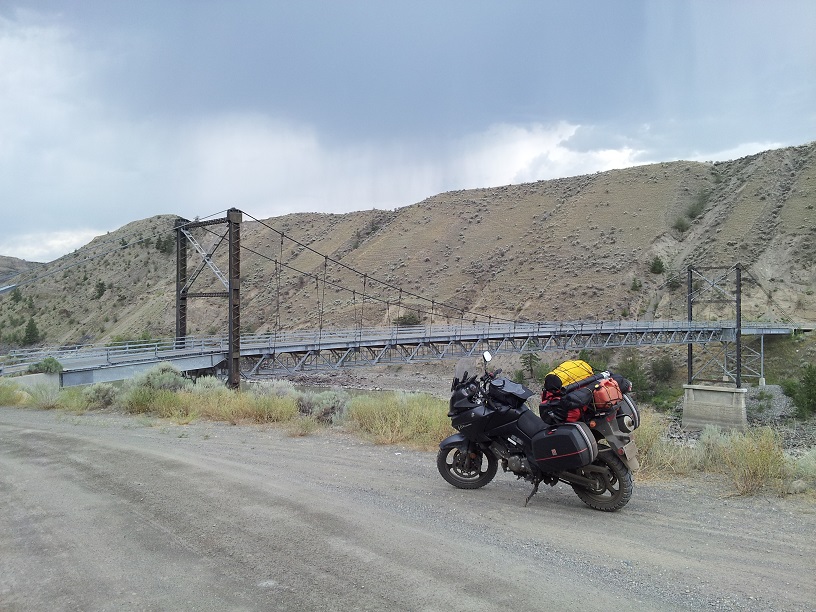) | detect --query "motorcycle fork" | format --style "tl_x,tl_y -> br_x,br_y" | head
459,442 -> 483,471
